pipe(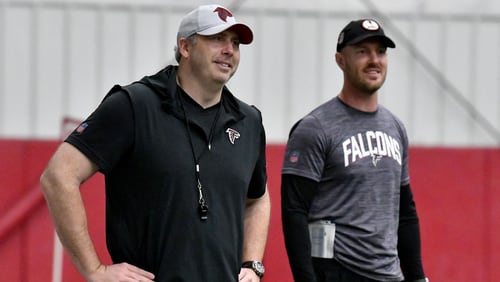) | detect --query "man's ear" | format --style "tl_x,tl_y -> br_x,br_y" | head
178,38 -> 190,59
335,52 -> 345,71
